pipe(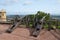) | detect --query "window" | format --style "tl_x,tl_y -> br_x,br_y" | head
2,13 -> 4,16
